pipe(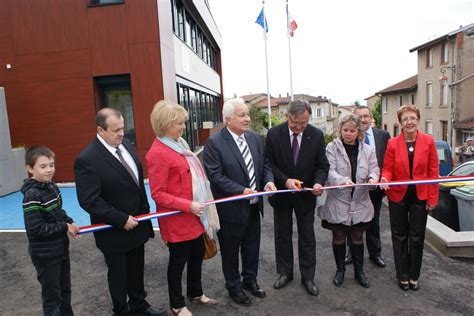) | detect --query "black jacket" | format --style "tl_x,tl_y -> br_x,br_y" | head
21,178 -> 74,265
